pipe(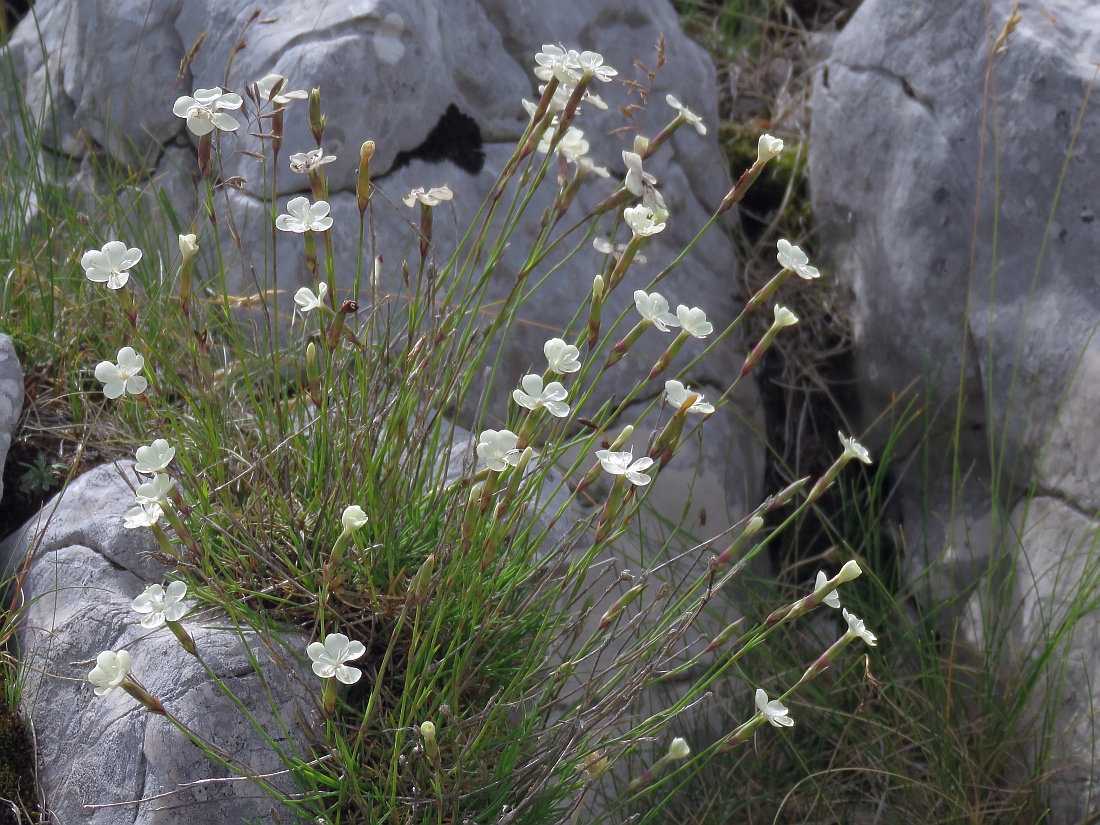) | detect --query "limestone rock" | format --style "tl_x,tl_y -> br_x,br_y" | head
0,464 -> 320,825
0,334 -> 21,503
810,0 -> 1100,571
